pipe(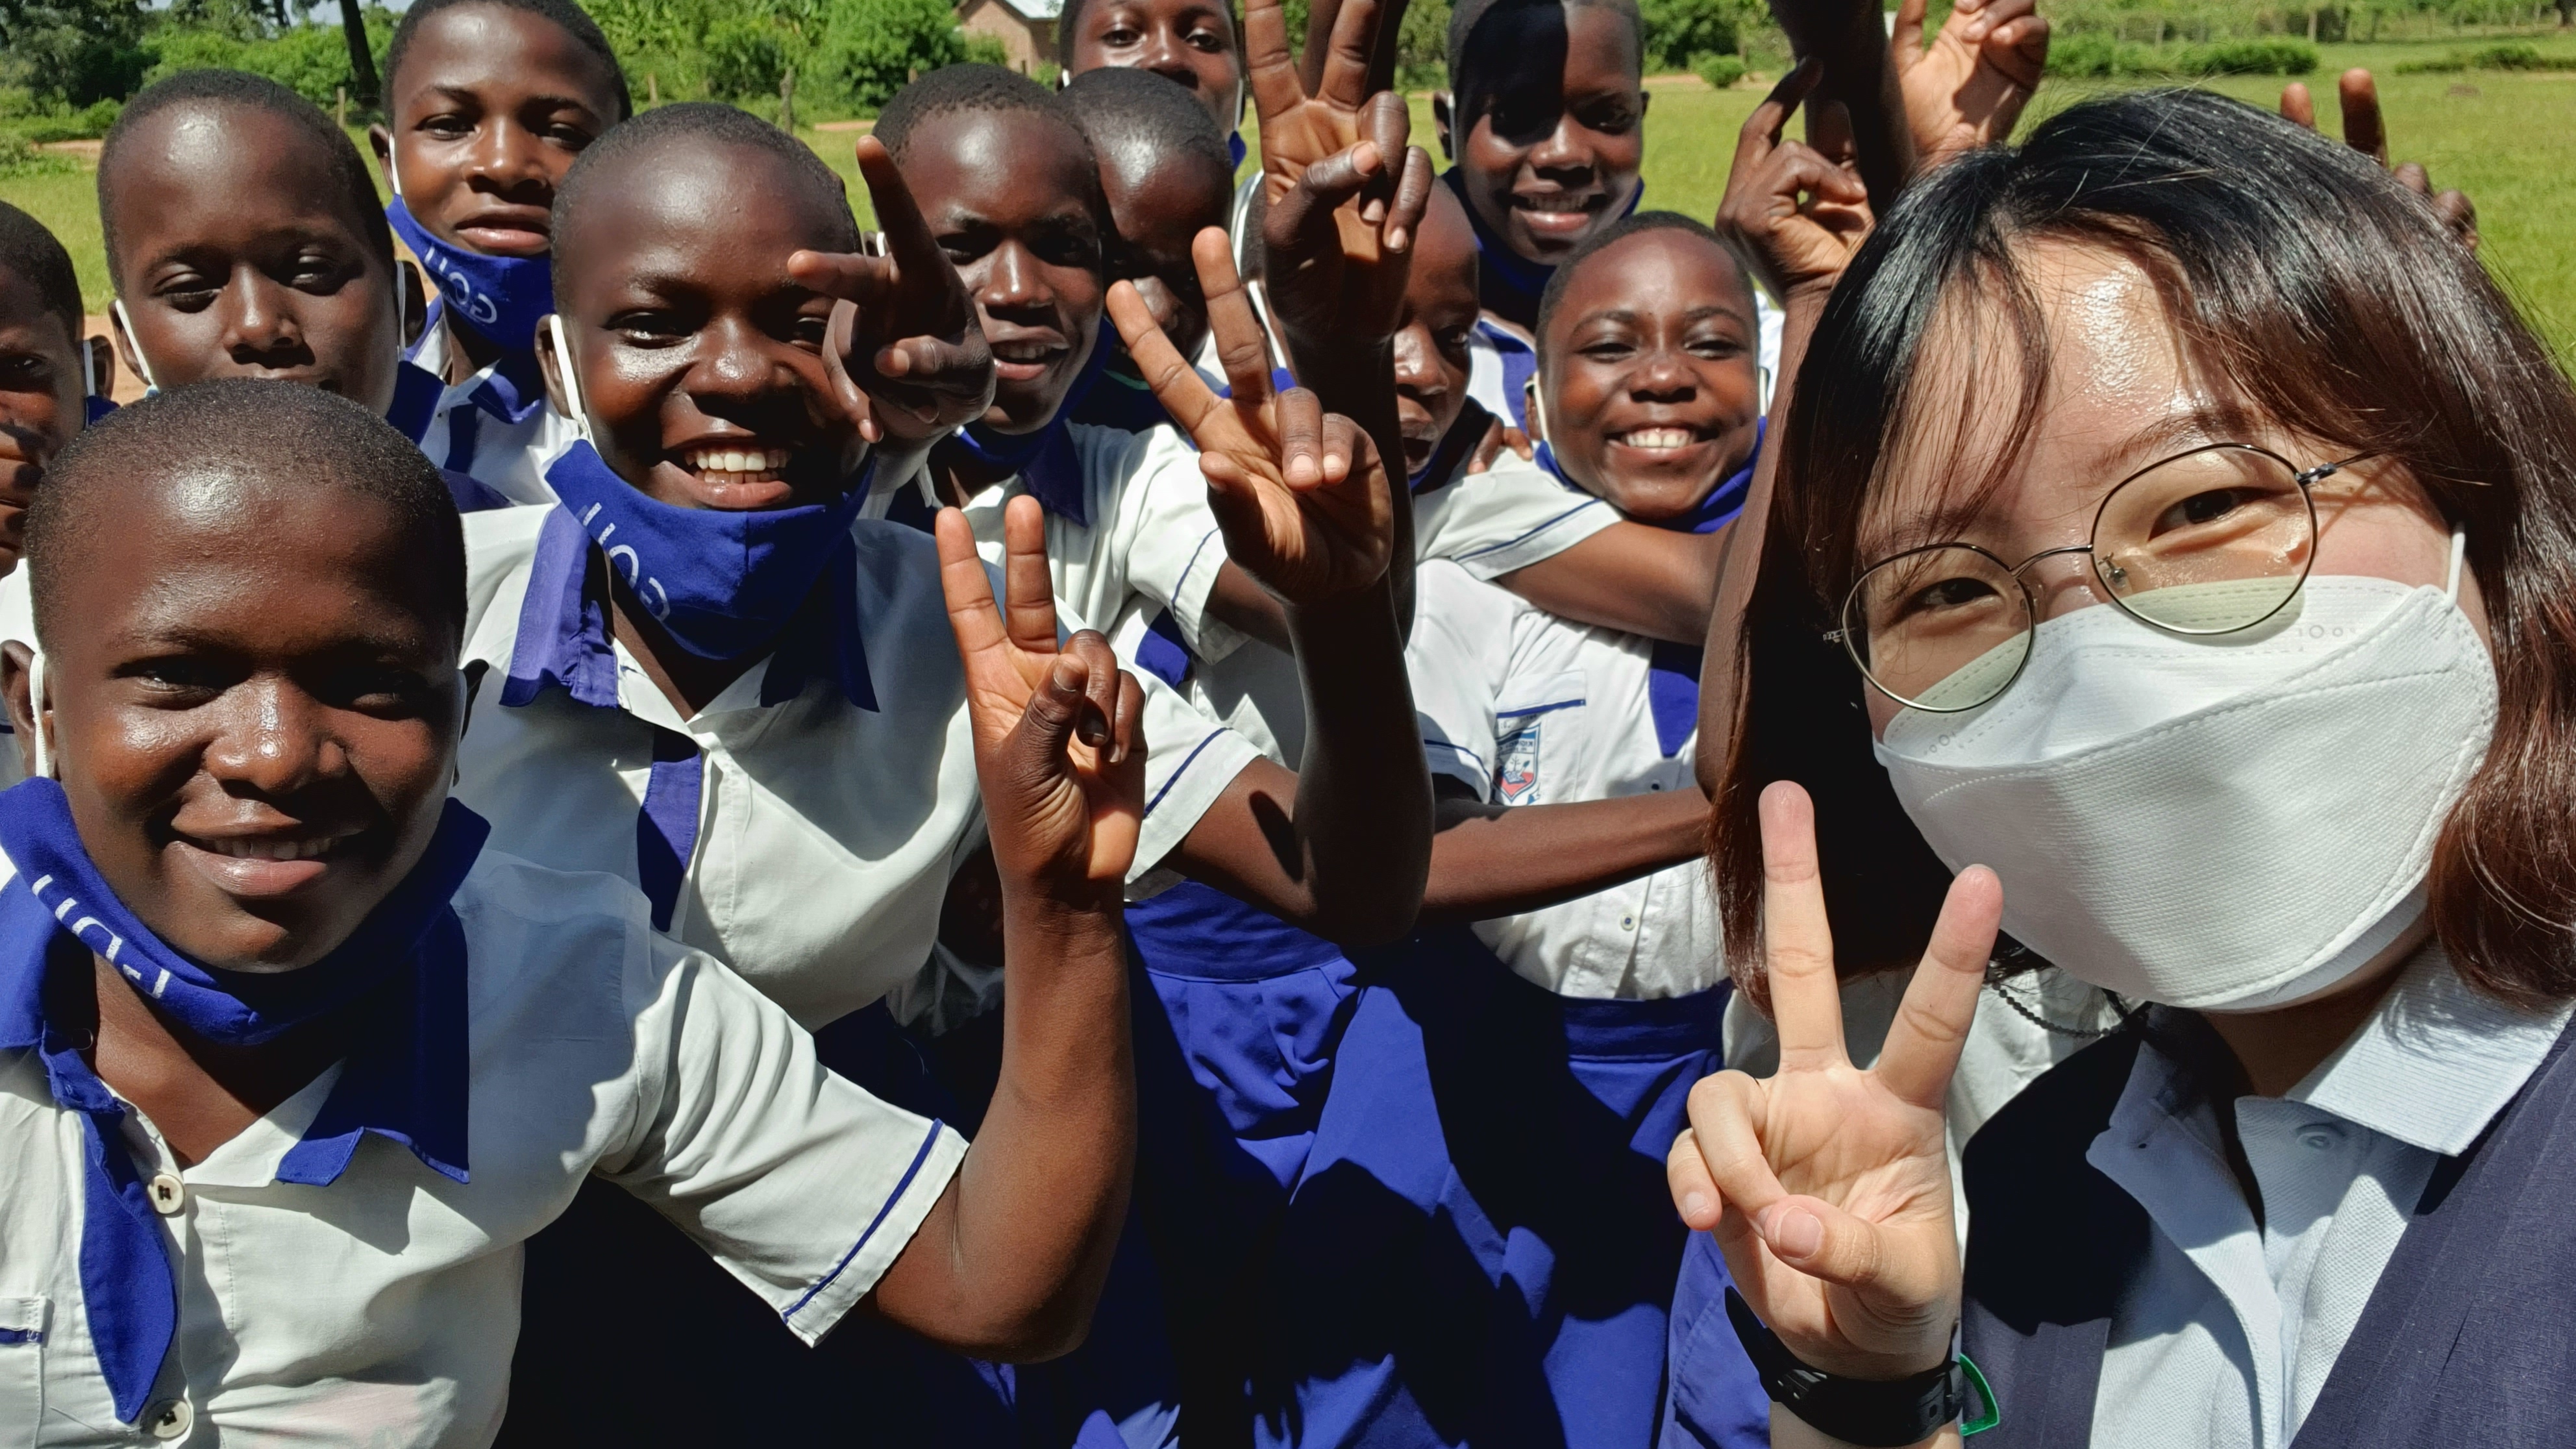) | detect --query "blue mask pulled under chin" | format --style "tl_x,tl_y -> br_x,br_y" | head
541,440 -> 876,662
387,198 -> 554,354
